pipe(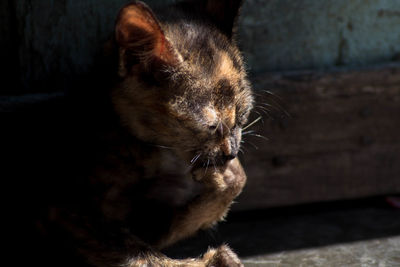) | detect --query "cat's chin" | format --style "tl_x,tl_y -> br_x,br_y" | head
190,158 -> 228,174
189,158 -> 208,174
189,162 -> 203,173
